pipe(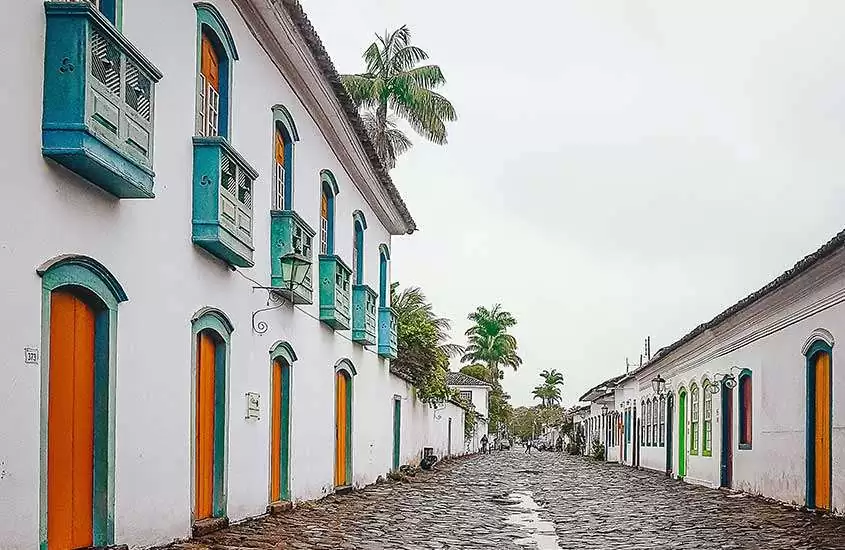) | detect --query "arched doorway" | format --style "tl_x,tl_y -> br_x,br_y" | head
678,389 -> 687,479
720,381 -> 733,488
334,360 -> 355,488
39,255 -> 126,549
192,308 -> 233,524
269,342 -> 296,503
806,341 -> 832,510
665,393 -> 674,476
